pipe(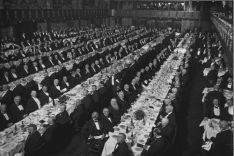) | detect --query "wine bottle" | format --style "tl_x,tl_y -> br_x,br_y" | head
131,131 -> 134,146
126,126 -> 129,133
